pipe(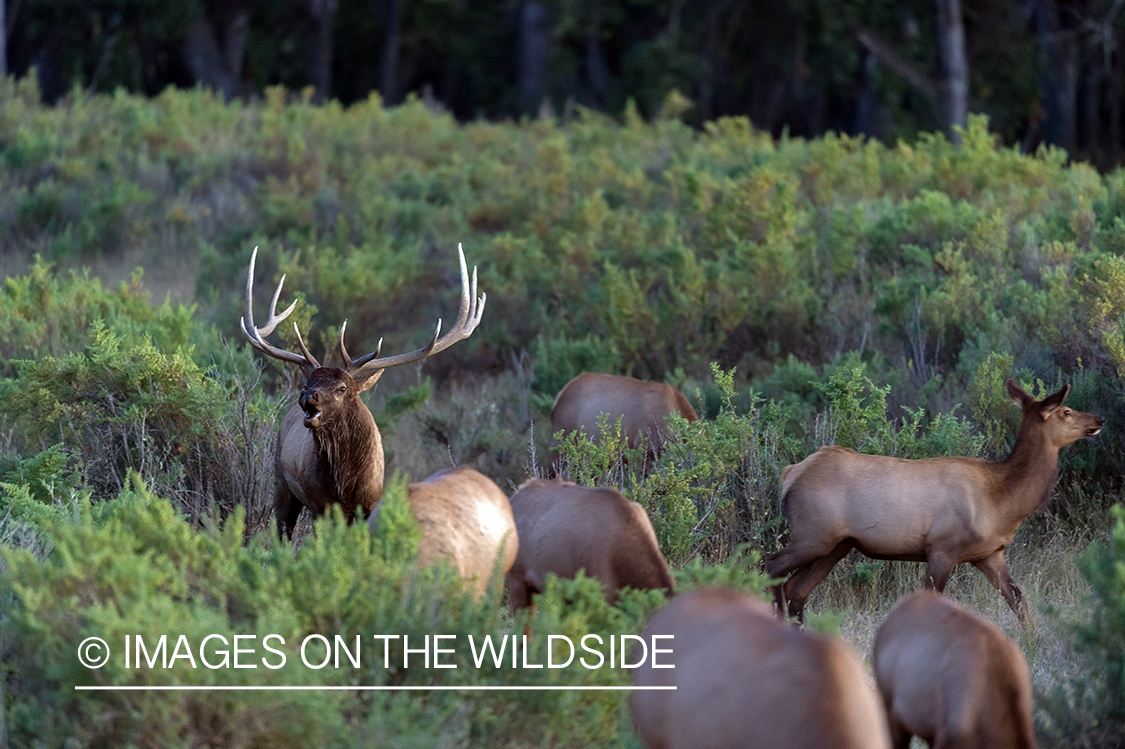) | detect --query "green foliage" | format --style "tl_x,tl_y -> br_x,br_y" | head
1039,505 -> 1125,748
0,323 -> 285,530
1,322 -> 222,496
0,481 -> 665,747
